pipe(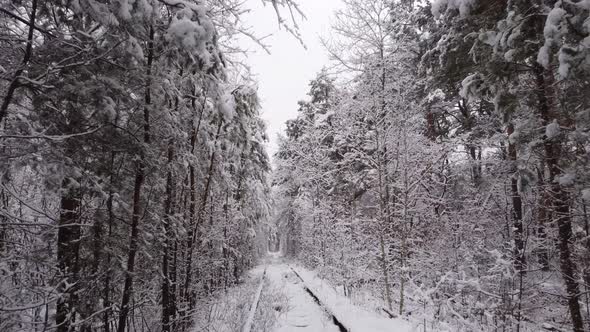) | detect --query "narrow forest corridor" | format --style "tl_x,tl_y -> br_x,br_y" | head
219,252 -> 412,332
2,0 -> 590,331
